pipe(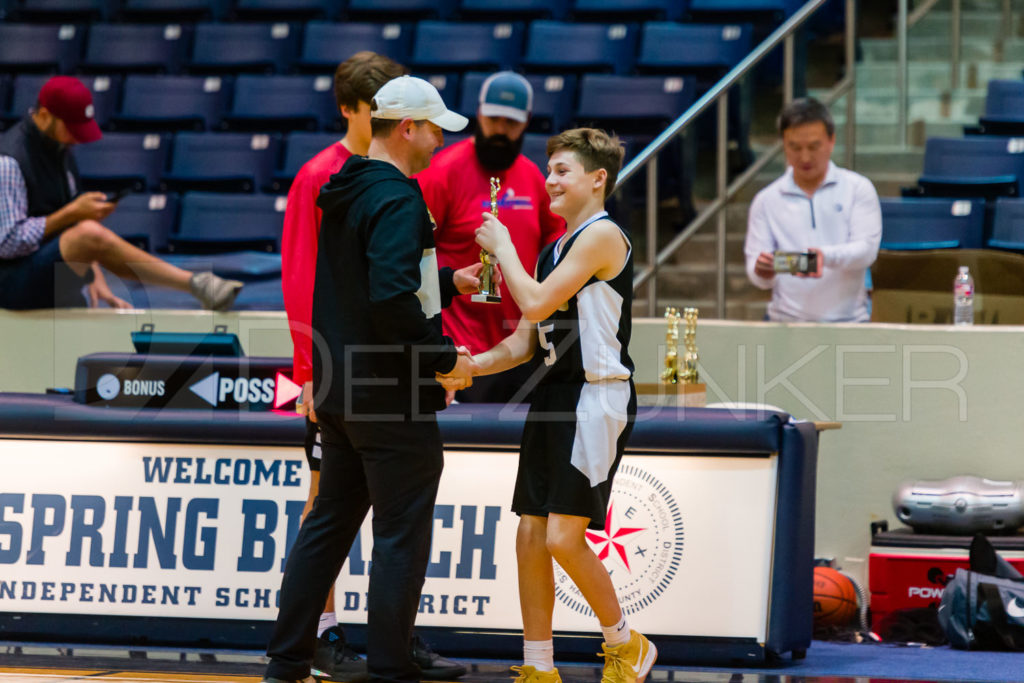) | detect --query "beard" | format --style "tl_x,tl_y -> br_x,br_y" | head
473,128 -> 524,171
